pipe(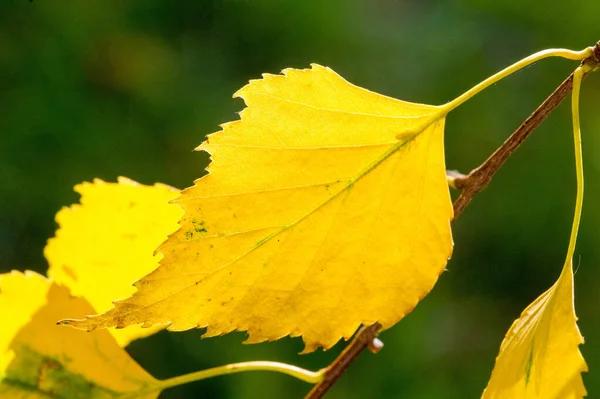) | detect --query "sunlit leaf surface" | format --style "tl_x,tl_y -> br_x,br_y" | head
45,177 -> 182,346
482,260 -> 587,399
64,64 -> 454,352
0,271 -> 159,398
